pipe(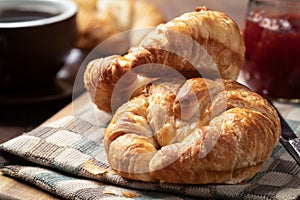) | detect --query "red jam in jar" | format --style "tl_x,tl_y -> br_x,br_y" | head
242,12 -> 300,100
